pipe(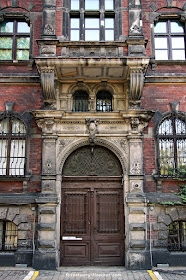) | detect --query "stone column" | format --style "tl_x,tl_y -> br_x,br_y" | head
125,127 -> 150,269
33,133 -> 59,269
